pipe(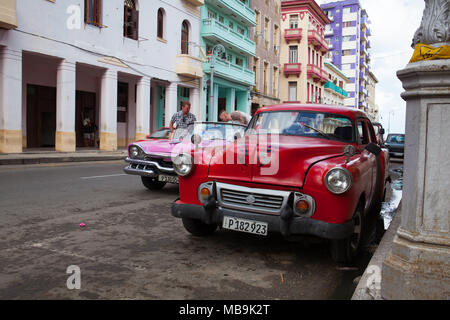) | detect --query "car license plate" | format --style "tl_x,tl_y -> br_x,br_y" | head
158,175 -> 179,184
222,216 -> 268,236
